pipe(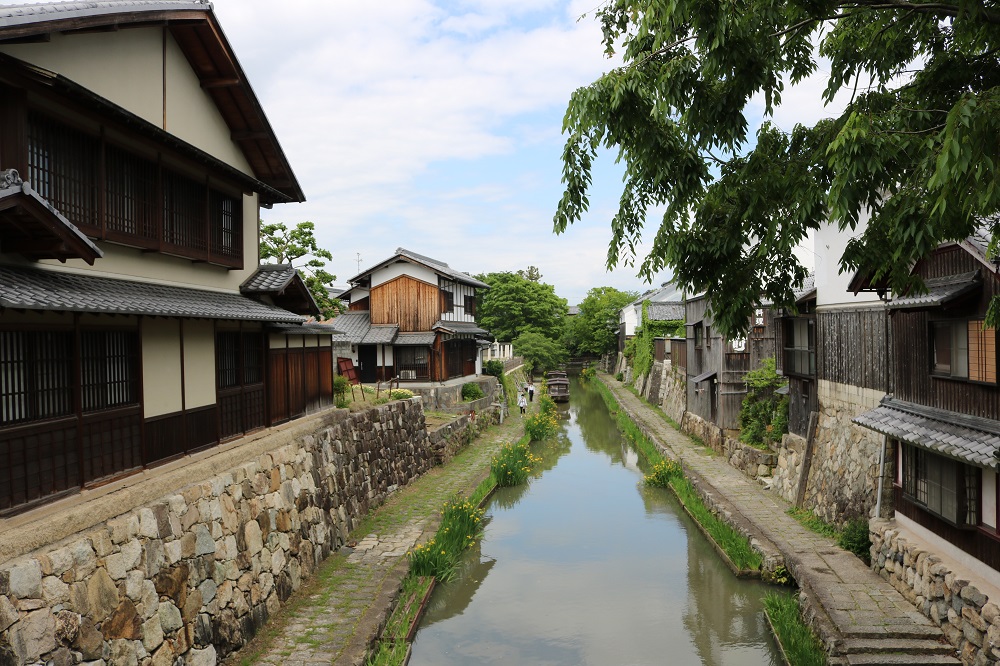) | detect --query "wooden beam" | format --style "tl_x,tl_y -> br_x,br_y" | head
201,77 -> 241,89
230,129 -> 269,141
